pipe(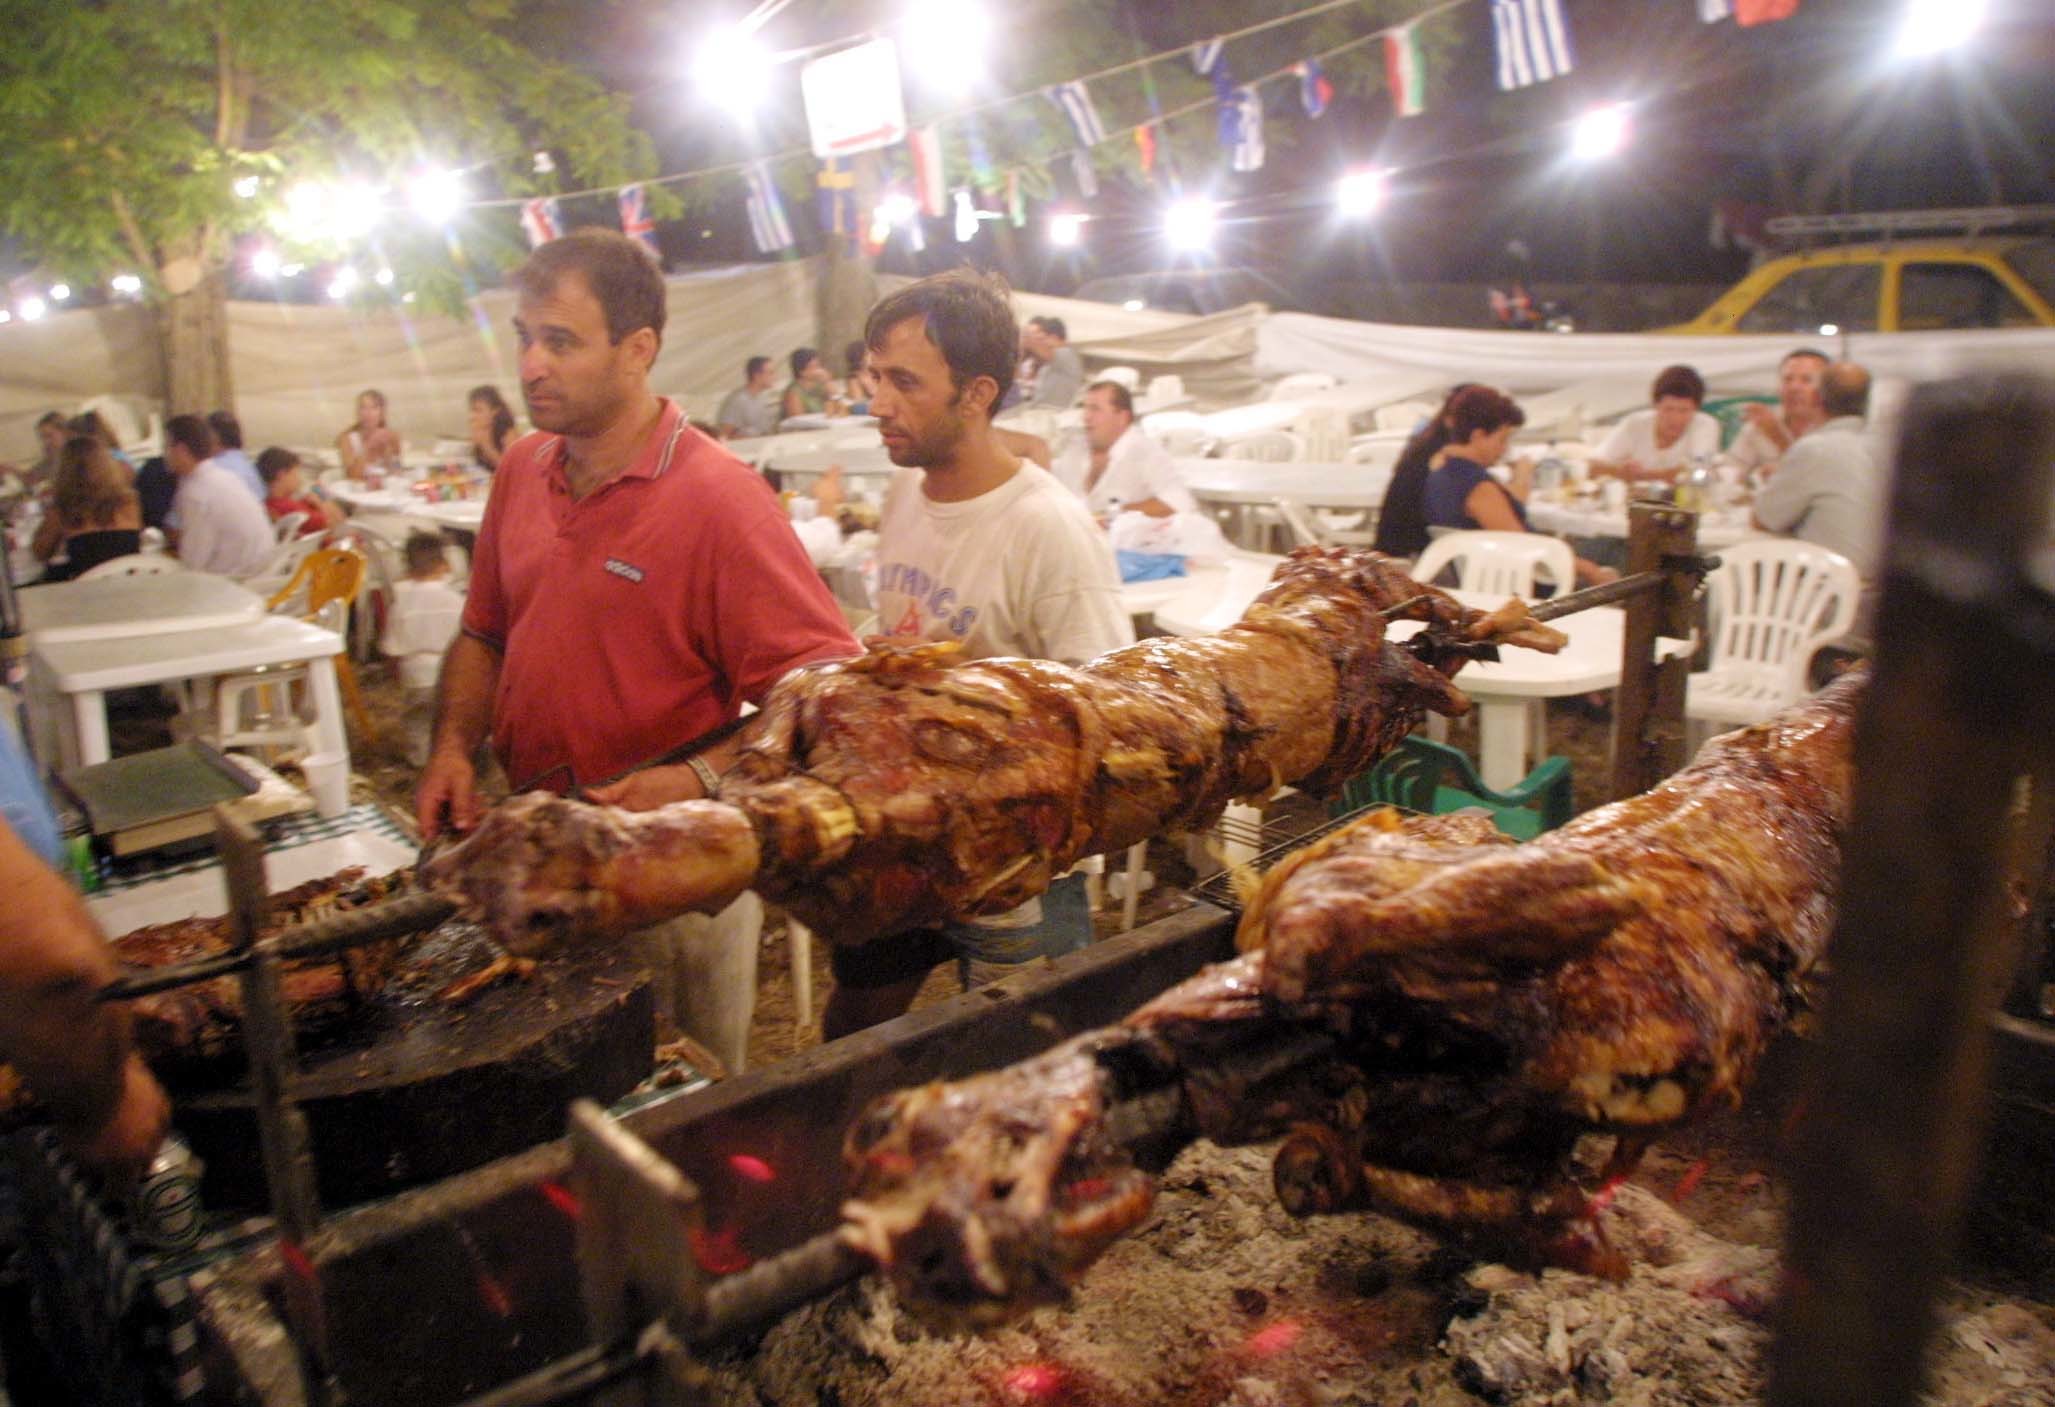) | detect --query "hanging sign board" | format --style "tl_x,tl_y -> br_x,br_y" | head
801,38 -> 908,159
